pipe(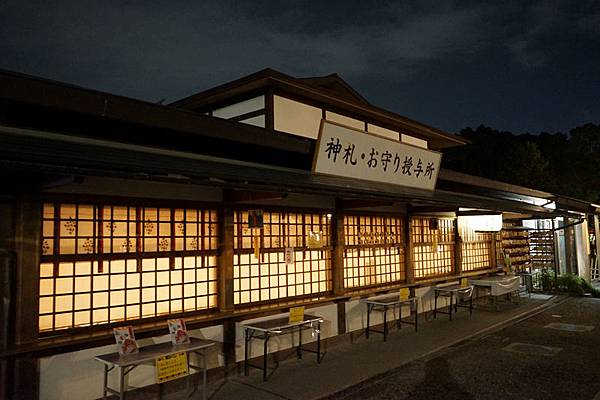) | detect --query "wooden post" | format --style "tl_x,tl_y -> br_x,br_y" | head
0,201 -> 14,400
454,218 -> 462,276
490,232 -> 498,270
405,209 -> 414,288
219,194 -> 236,372
11,196 -> 42,400
332,199 -> 345,296
218,203 -> 234,312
